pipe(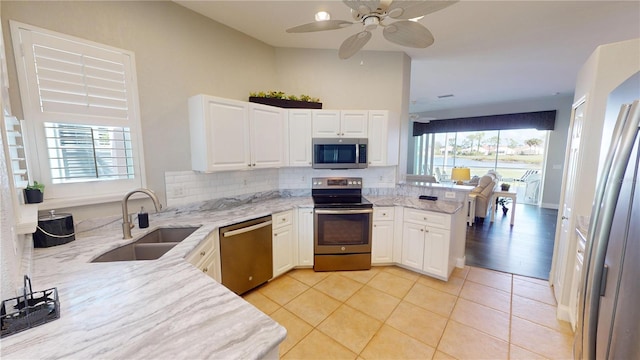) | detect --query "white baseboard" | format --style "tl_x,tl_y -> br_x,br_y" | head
556,303 -> 572,323
541,202 -> 559,209
456,256 -> 466,268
